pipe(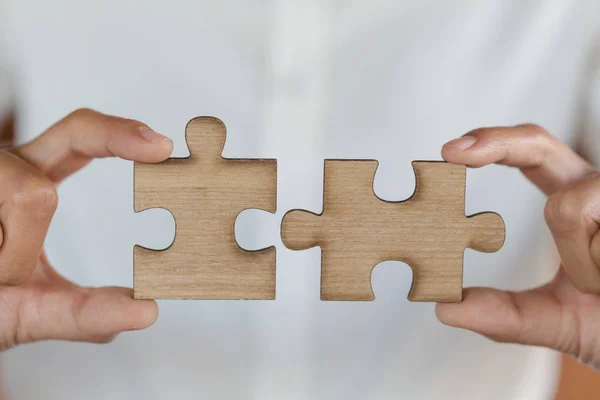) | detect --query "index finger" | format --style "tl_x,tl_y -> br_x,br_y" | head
442,124 -> 594,195
12,108 -> 173,182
